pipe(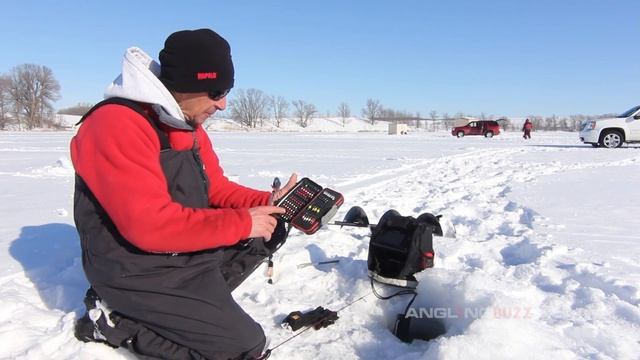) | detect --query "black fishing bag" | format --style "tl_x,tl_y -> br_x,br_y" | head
367,210 -> 441,288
